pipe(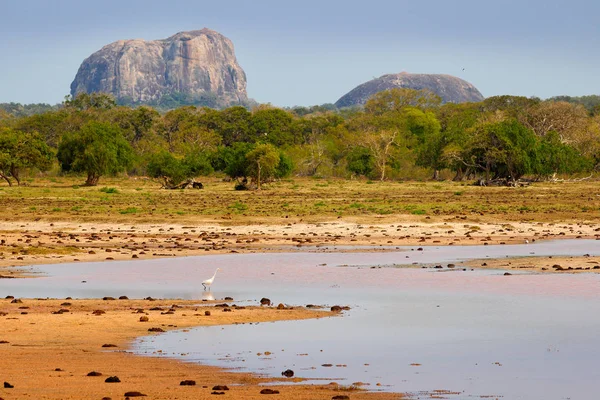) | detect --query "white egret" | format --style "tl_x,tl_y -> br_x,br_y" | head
202,268 -> 221,291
